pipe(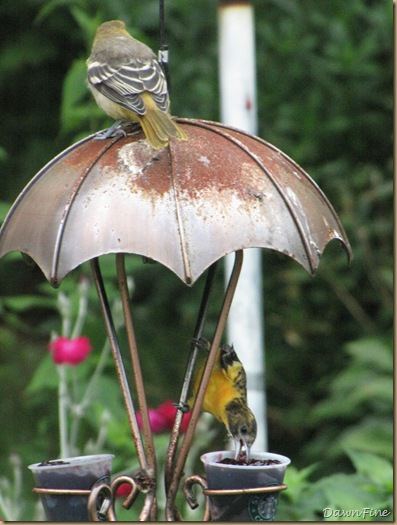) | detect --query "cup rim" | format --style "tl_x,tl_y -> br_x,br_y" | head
28,453 -> 114,471
200,450 -> 291,470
